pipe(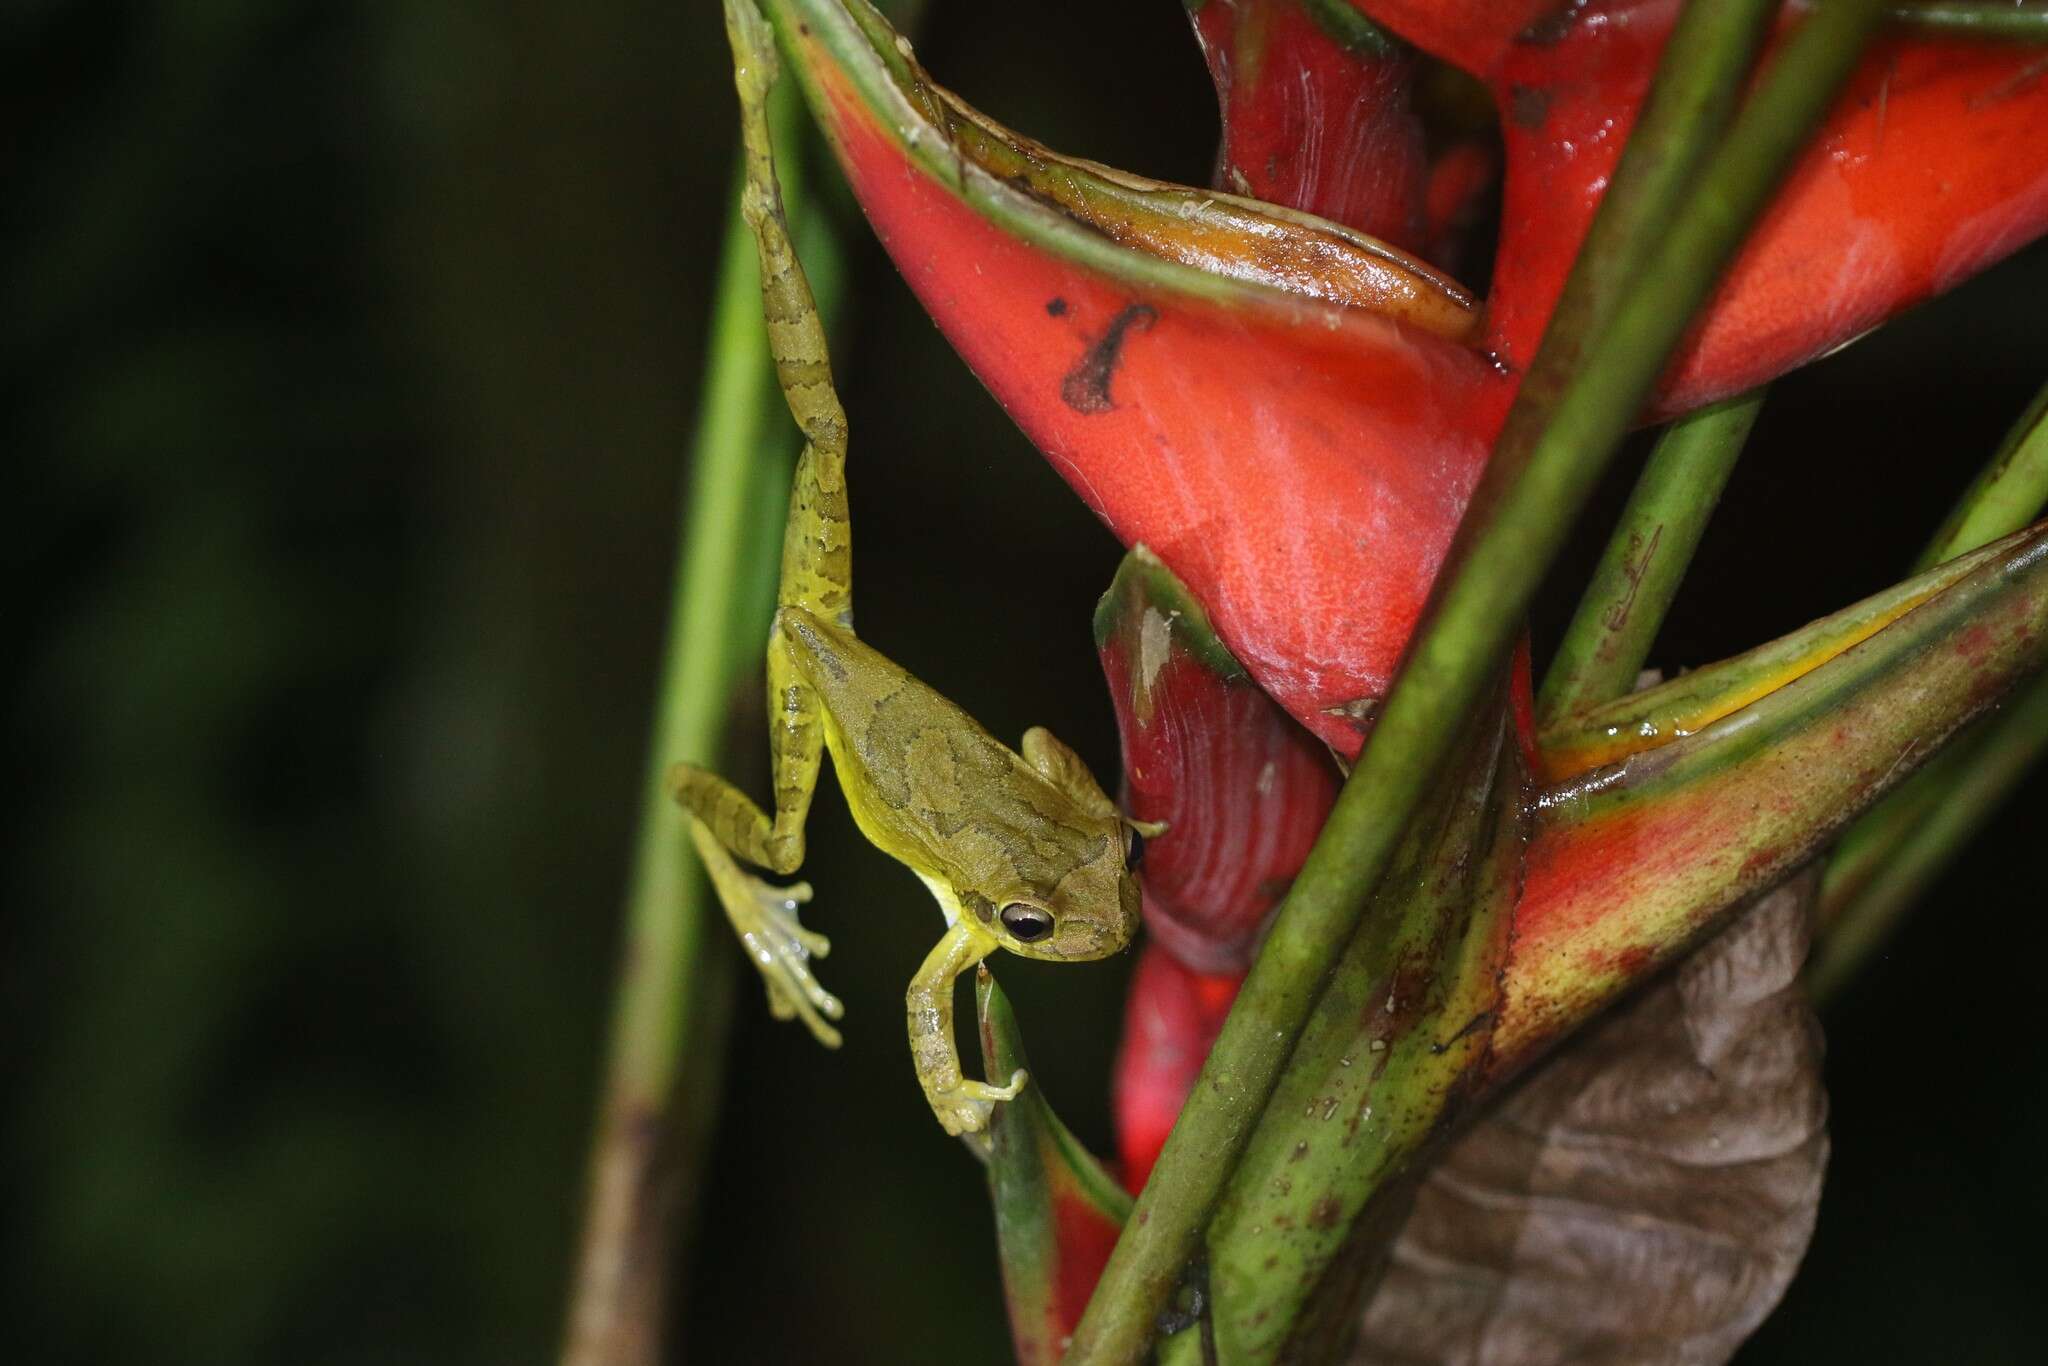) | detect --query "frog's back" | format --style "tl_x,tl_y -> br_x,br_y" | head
775,607 -> 1022,856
